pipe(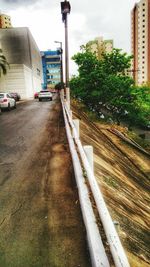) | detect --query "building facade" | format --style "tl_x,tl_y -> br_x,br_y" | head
131,0 -> 150,85
86,37 -> 113,60
0,27 -> 42,98
0,13 -> 12,28
41,50 -> 61,89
